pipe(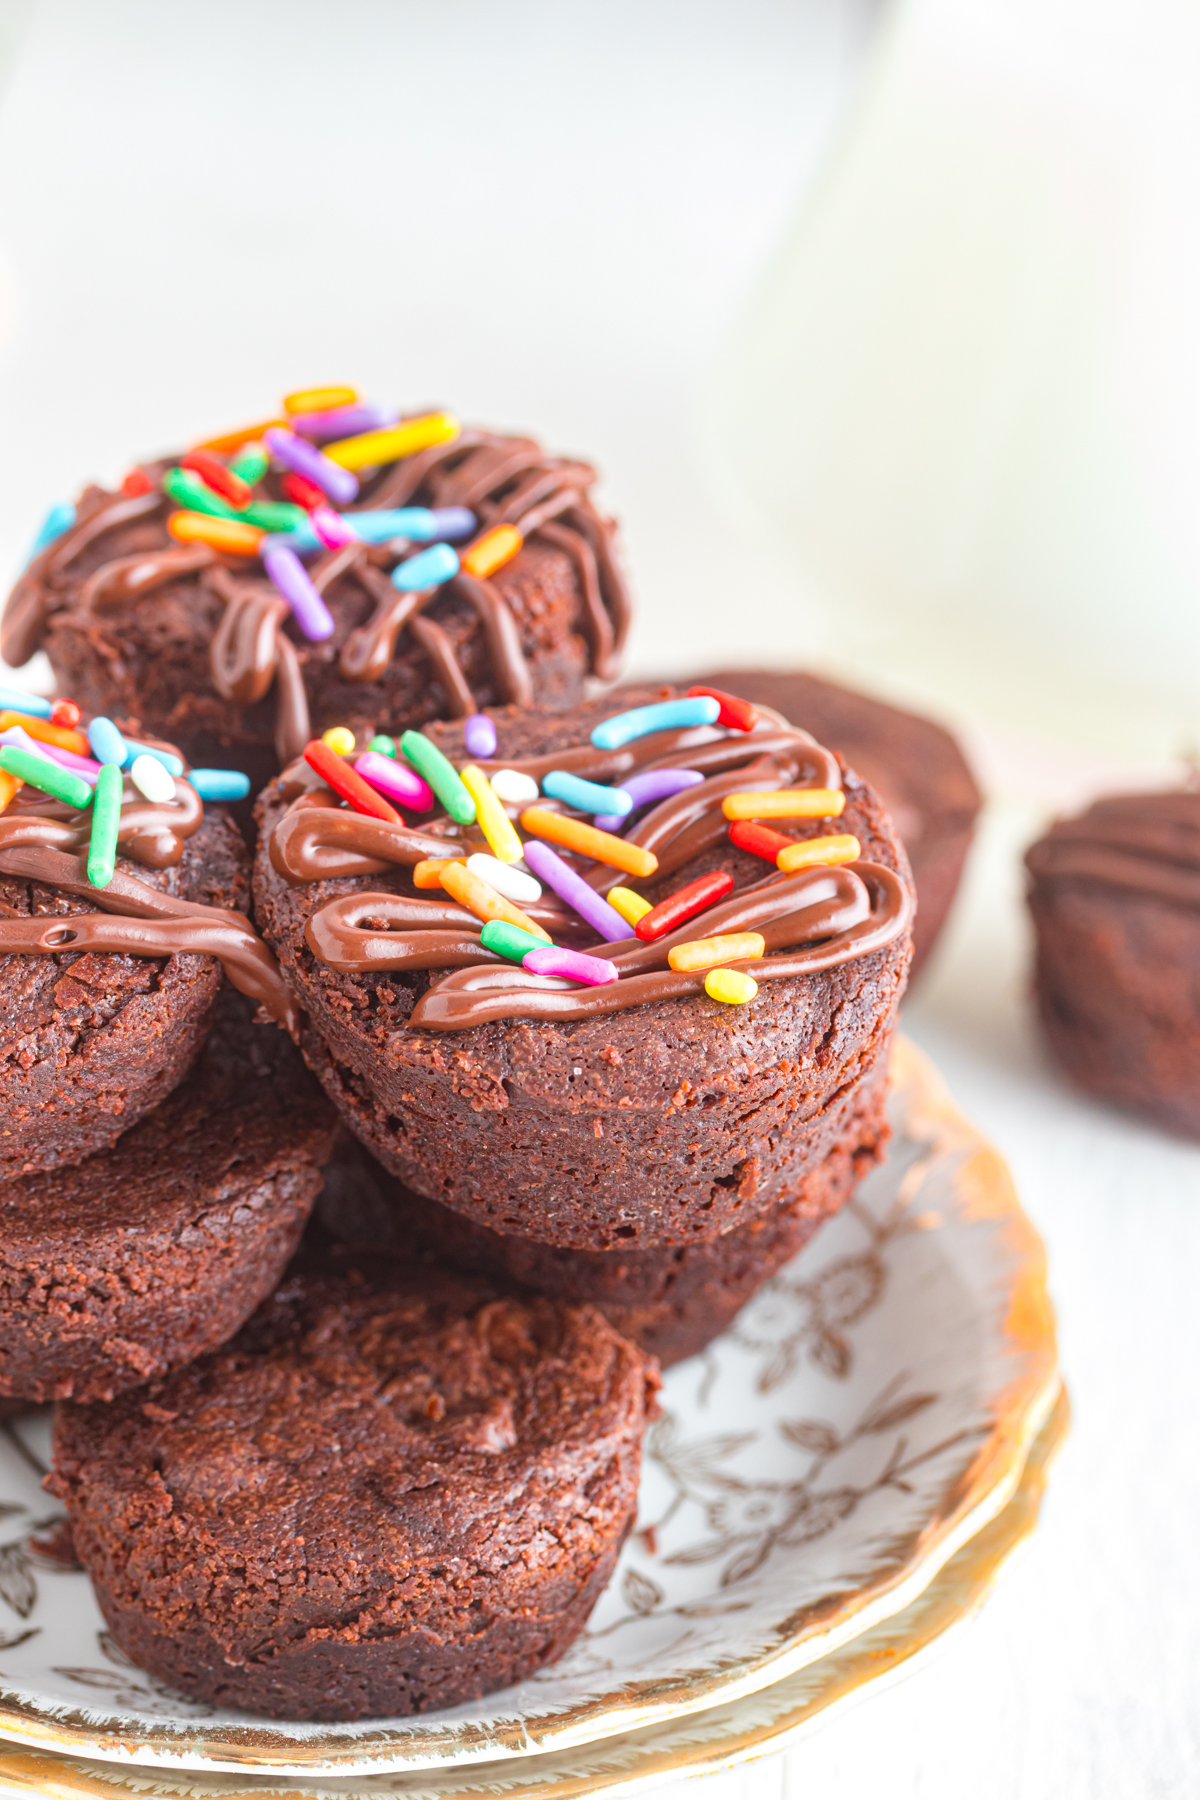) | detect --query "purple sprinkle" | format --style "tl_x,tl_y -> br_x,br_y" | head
594,767 -> 705,832
353,751 -> 435,811
463,713 -> 498,758
290,402 -> 399,443
428,507 -> 478,542
523,946 -> 619,985
264,426 -> 359,507
0,725 -> 100,783
522,839 -> 630,943
262,544 -> 335,641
